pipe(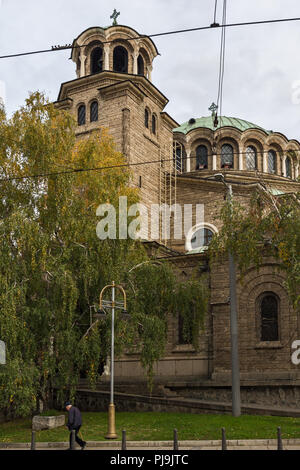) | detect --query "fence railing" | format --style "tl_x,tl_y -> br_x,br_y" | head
30,426 -> 285,450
